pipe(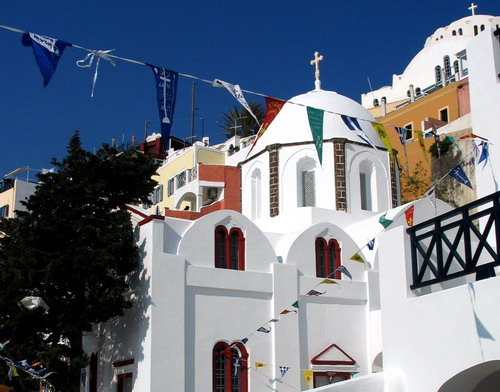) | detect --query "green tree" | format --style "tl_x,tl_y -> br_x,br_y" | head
0,132 -> 158,391
220,101 -> 265,138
